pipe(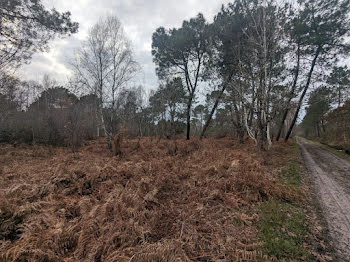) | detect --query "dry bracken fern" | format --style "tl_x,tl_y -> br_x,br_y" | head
0,138 -> 295,261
